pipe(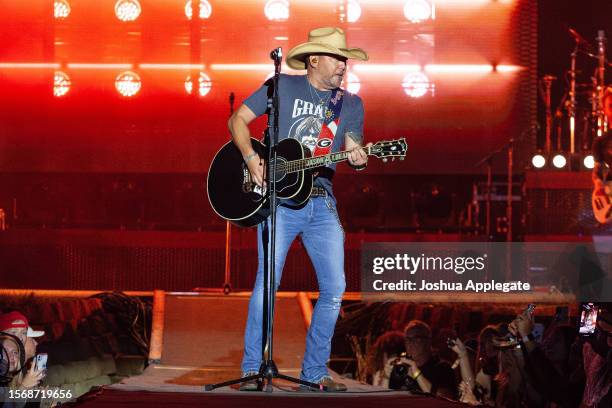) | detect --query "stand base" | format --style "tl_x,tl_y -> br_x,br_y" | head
203,360 -> 326,392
